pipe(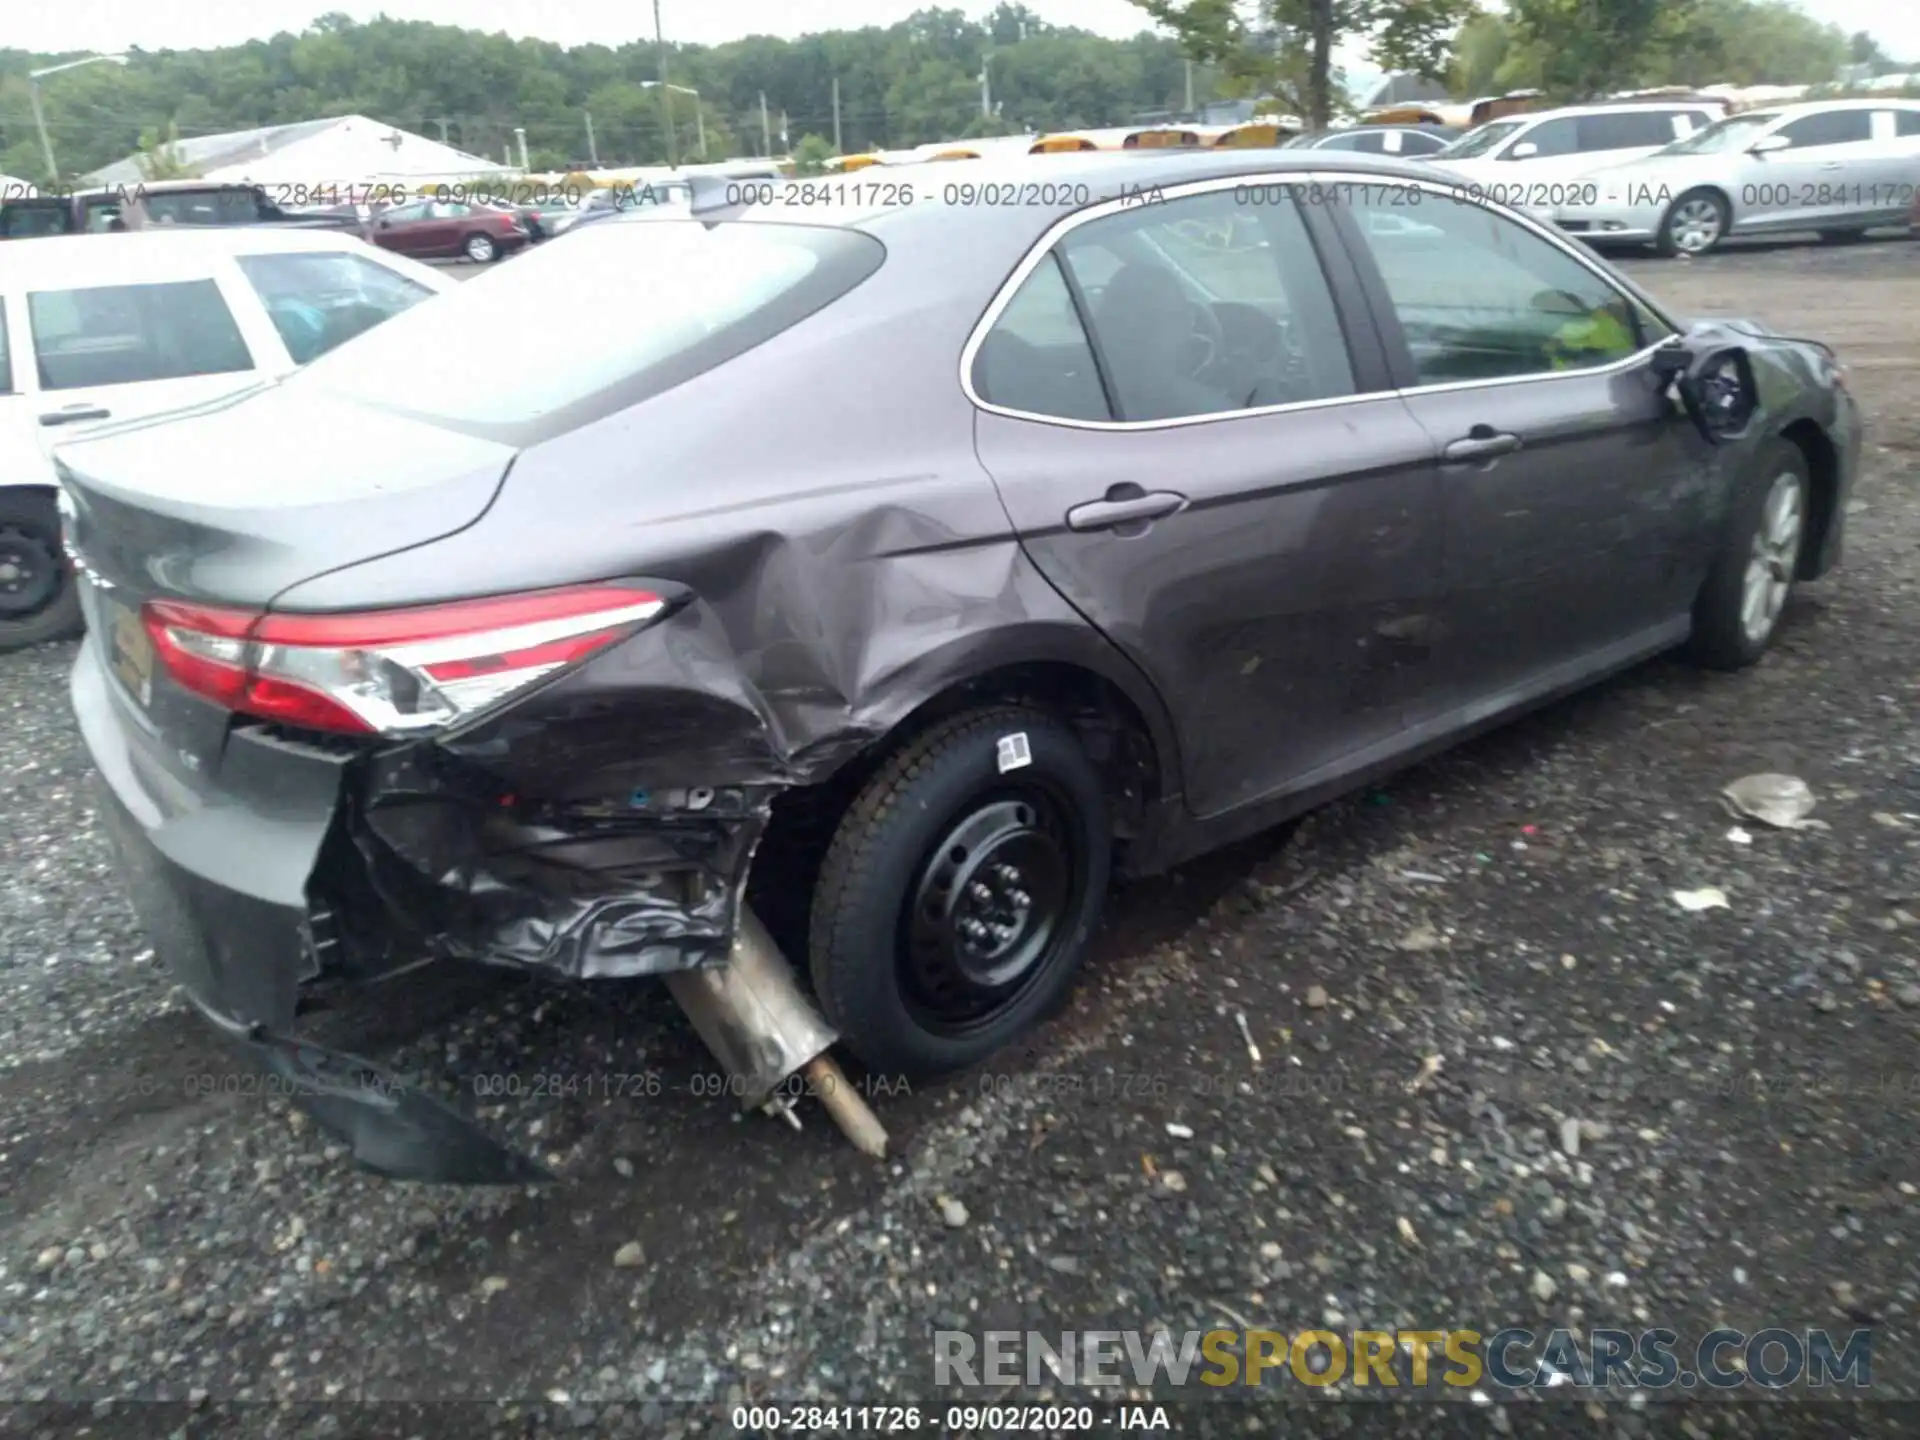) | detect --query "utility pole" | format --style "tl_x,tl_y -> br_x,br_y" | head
429,117 -> 450,144
514,126 -> 529,170
584,111 -> 598,167
27,82 -> 55,181
653,0 -> 678,168
1184,59 -> 1194,115
831,76 -> 842,154
759,91 -> 772,155
979,51 -> 992,117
